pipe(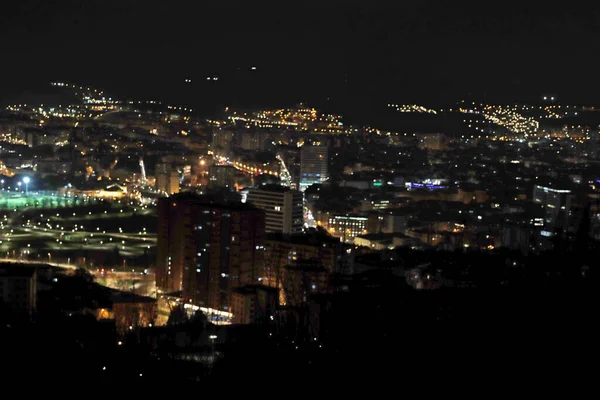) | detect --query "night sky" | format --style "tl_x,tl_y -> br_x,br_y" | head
2,1 -> 600,121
